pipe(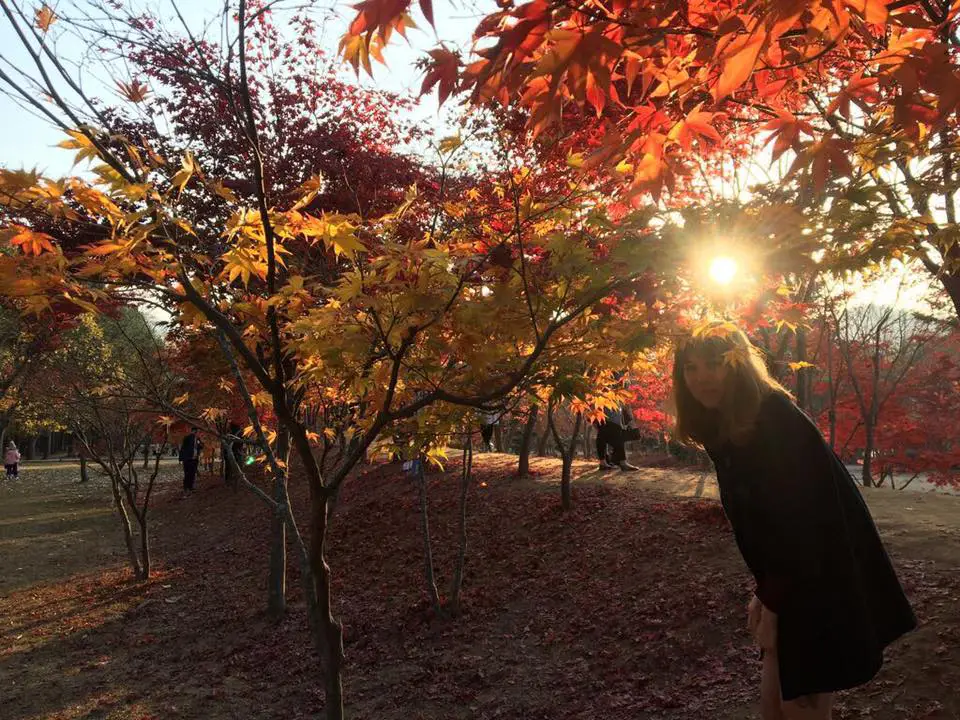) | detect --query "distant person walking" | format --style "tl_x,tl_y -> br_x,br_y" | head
672,323 -> 915,719
178,427 -> 203,495
4,441 -> 20,480
479,412 -> 499,452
